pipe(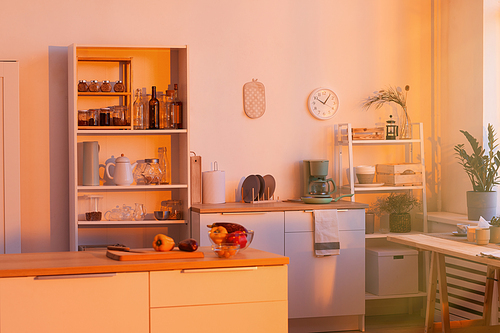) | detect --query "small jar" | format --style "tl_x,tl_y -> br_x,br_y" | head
88,109 -> 99,126
99,107 -> 111,126
161,200 -> 182,220
85,195 -> 103,221
114,80 -> 125,92
88,80 -> 100,92
78,110 -> 89,126
101,80 -> 112,92
78,80 -> 89,92
141,158 -> 162,185
112,105 -> 127,126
